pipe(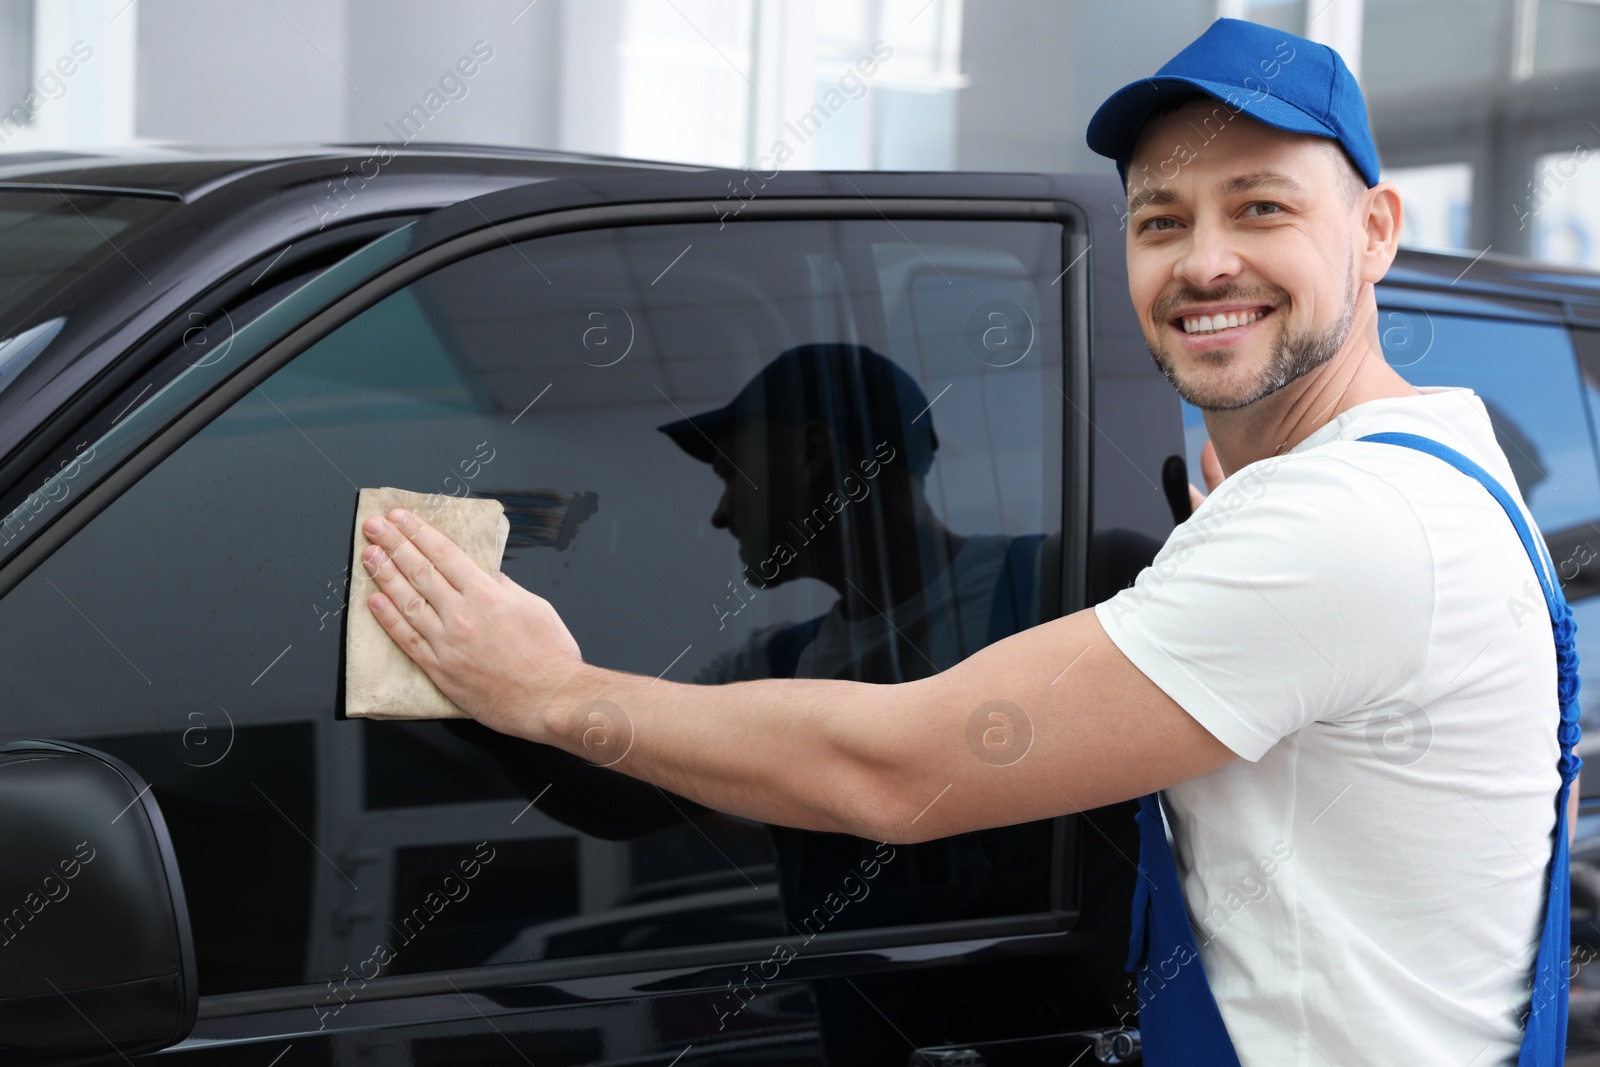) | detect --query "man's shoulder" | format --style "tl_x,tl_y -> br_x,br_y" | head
1281,429 -> 1524,534
1290,388 -> 1520,502
1184,447 -> 1423,536
1132,447 -> 1438,611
